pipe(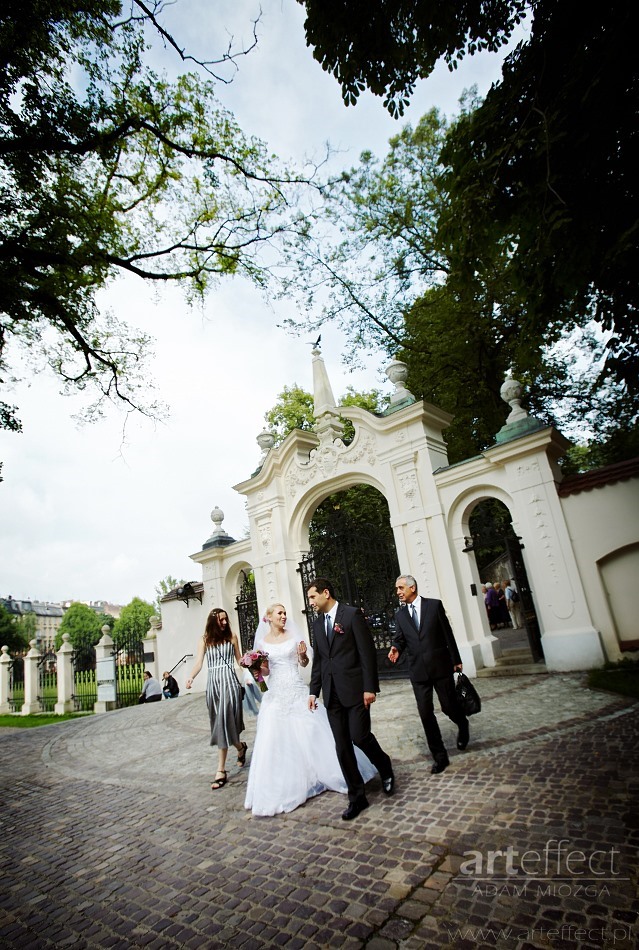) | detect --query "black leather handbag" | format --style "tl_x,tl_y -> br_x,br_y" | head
455,672 -> 482,716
